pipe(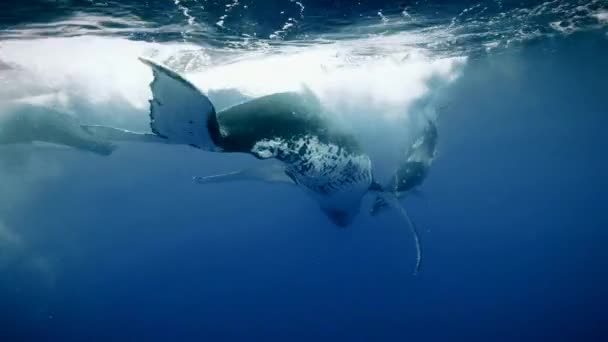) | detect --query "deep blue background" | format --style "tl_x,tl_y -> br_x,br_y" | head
1,20 -> 608,342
